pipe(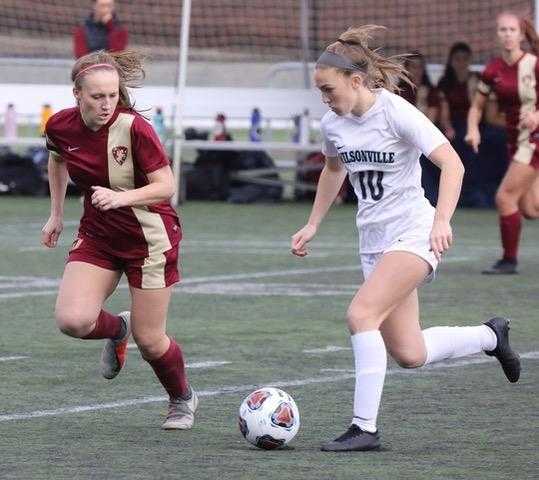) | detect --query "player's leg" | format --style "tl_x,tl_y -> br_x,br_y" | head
381,288 -> 495,367
55,261 -> 122,339
56,238 -> 131,380
380,287 -> 520,385
129,285 -> 196,430
519,170 -> 539,219
483,161 -> 536,274
322,251 -> 429,452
